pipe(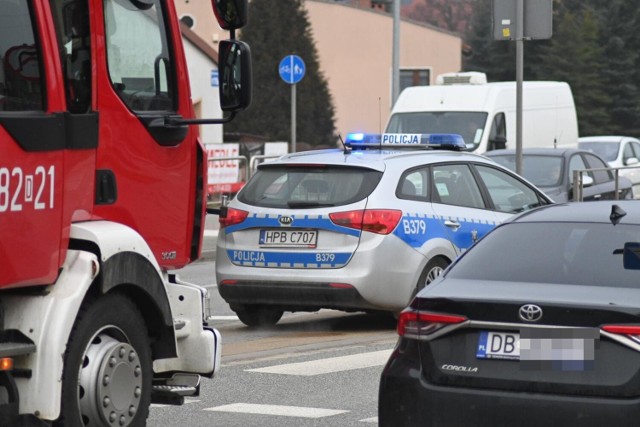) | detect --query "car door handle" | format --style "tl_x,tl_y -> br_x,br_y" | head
444,220 -> 461,230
